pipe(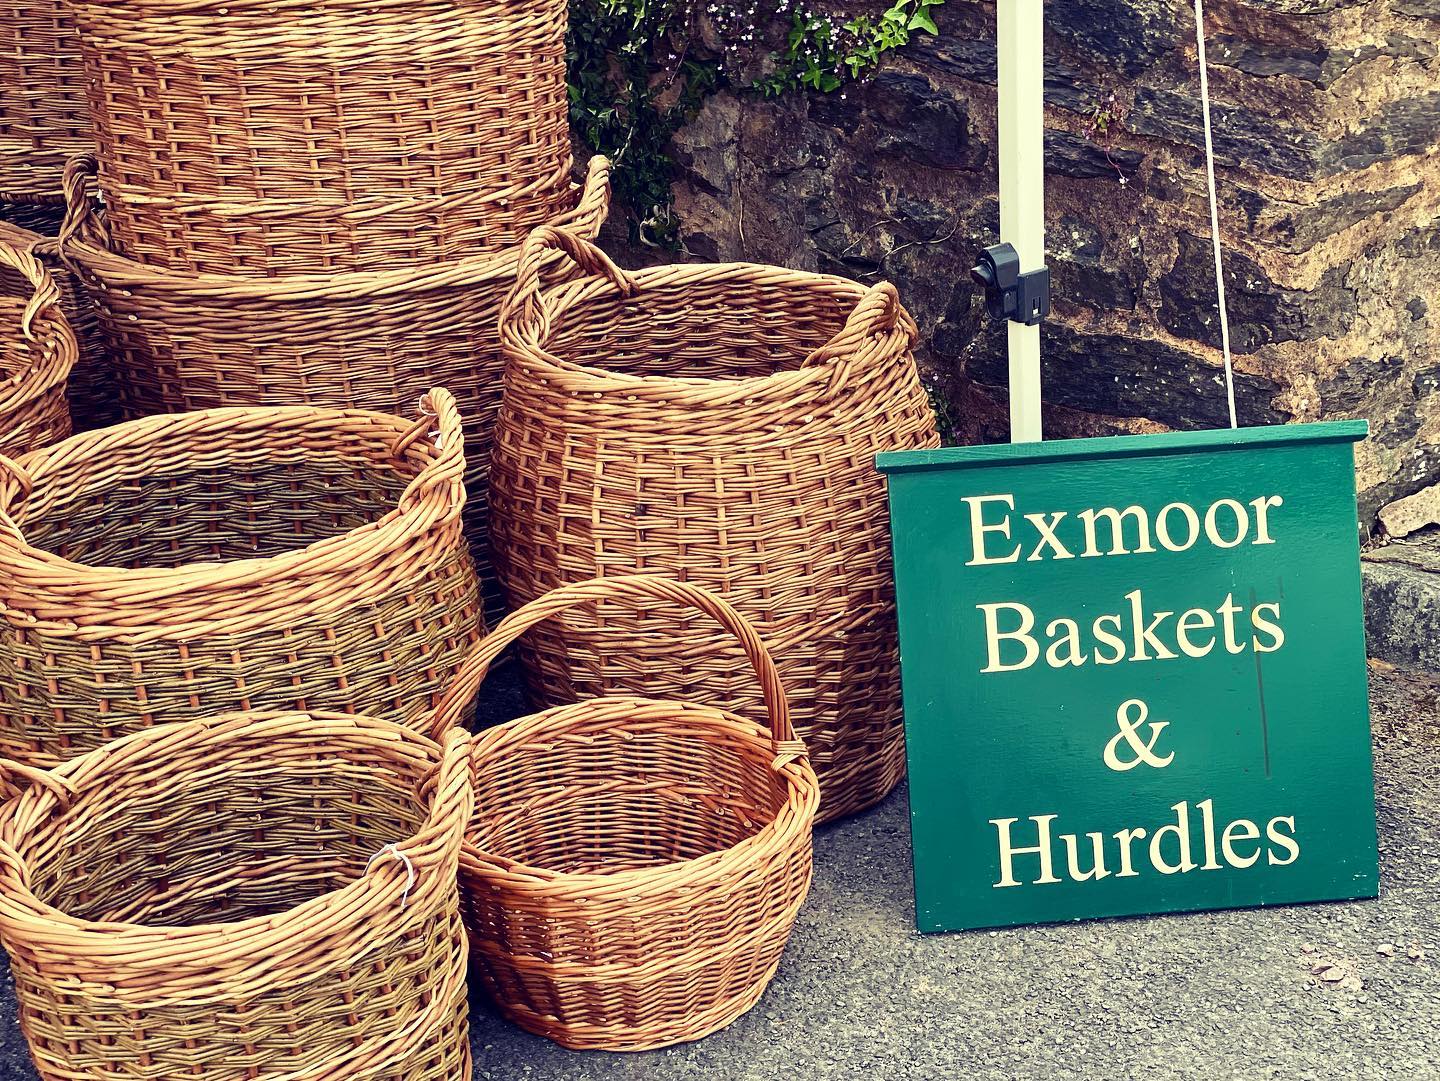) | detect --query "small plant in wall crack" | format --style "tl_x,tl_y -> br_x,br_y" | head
567,0 -> 945,243
753,0 -> 947,95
